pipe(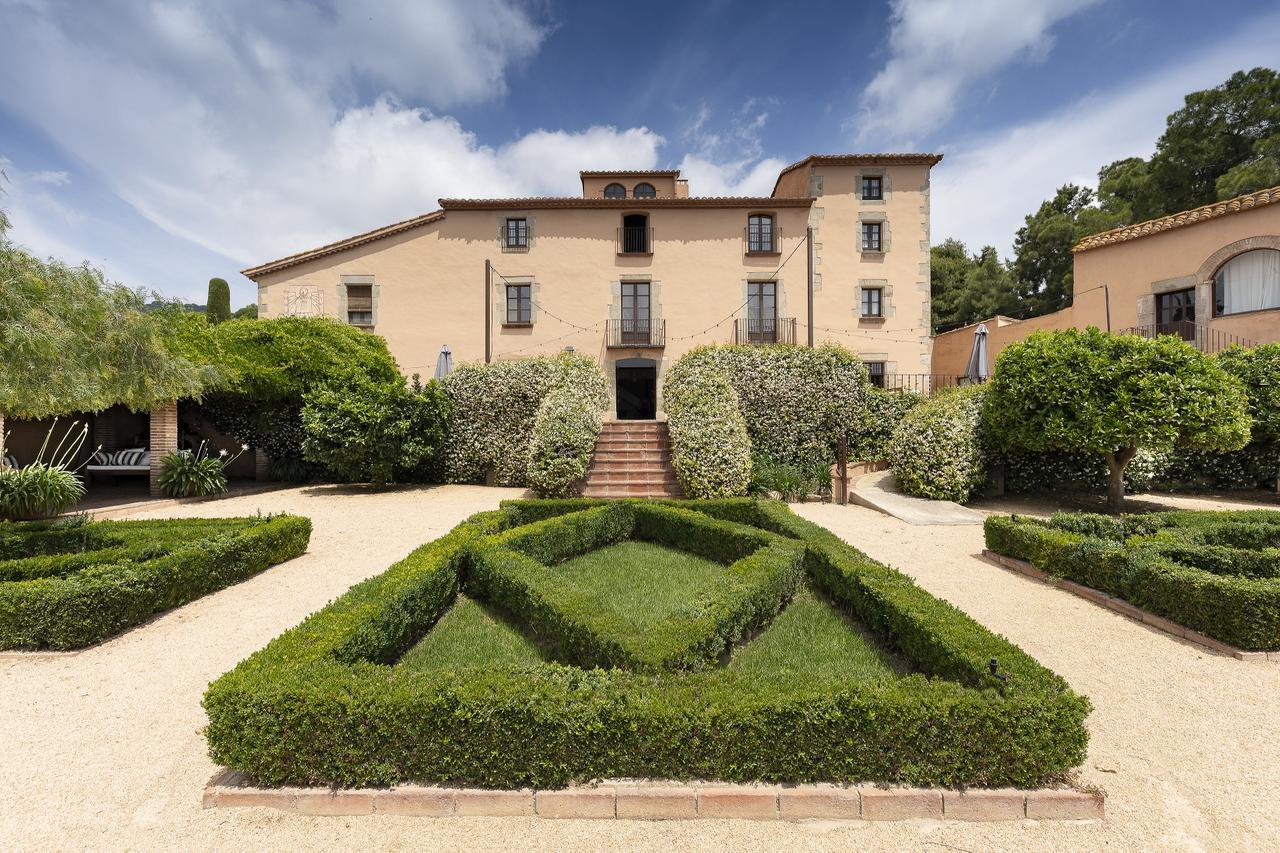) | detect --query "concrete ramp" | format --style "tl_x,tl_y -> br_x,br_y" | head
849,469 -> 985,525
